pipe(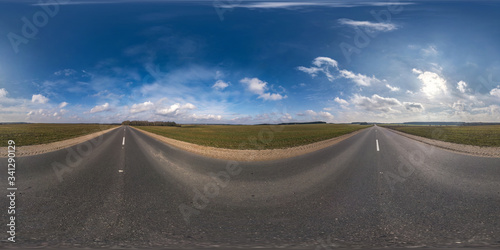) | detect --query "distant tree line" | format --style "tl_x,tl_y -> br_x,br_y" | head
351,122 -> 369,125
121,120 -> 180,126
